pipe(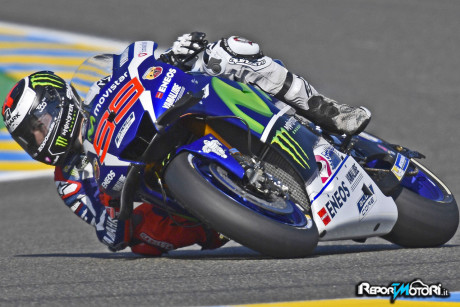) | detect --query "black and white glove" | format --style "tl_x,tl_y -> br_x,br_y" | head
160,32 -> 207,70
172,32 -> 207,56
